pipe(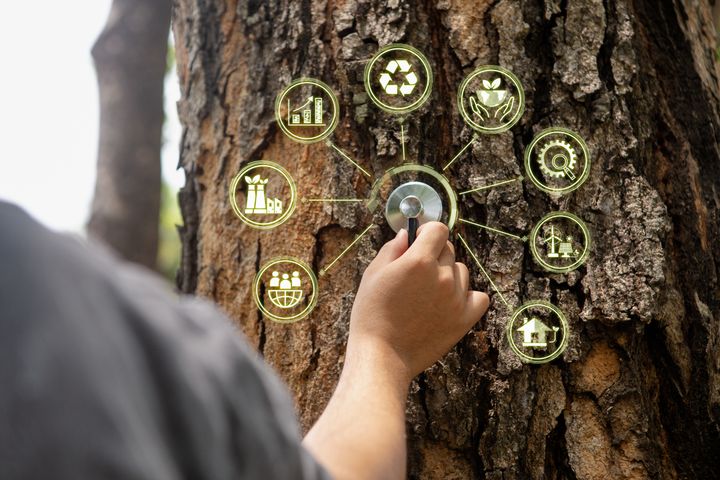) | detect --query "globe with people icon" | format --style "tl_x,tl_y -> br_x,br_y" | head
268,271 -> 303,309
